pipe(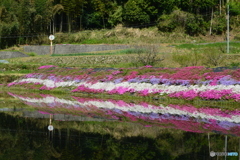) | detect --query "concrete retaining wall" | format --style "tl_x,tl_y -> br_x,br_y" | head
0,51 -> 29,59
24,44 -> 131,55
